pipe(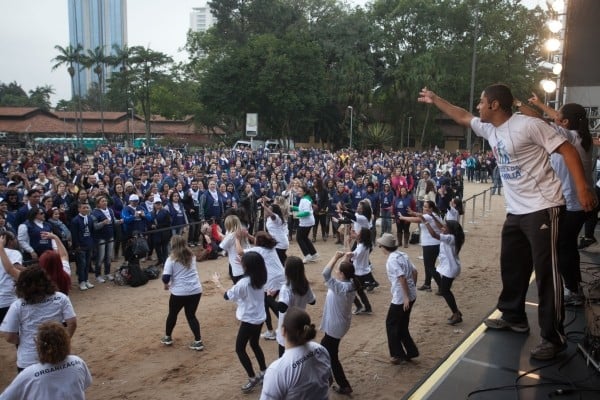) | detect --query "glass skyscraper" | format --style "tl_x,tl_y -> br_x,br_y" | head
68,0 -> 127,97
